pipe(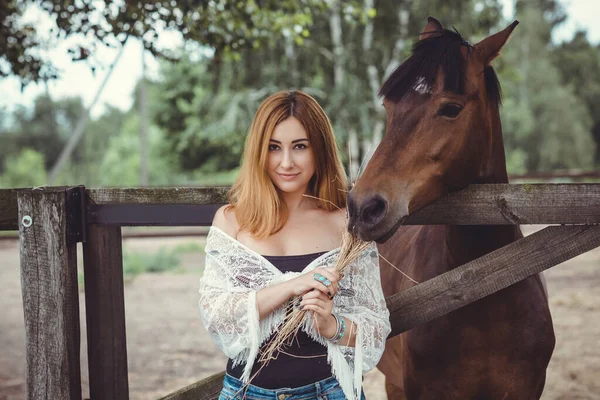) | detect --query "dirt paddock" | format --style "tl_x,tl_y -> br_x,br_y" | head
1,226 -> 599,399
